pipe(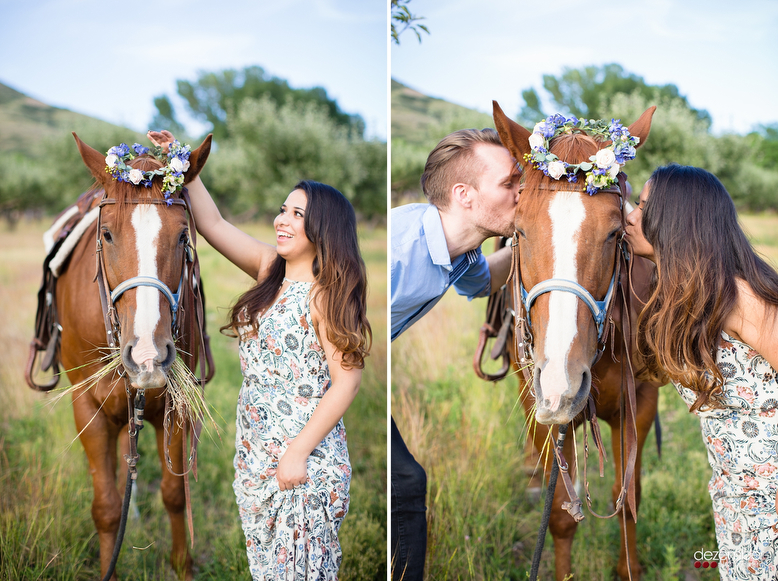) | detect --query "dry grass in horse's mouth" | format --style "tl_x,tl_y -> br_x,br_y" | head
50,350 -> 219,440
166,356 -> 219,438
